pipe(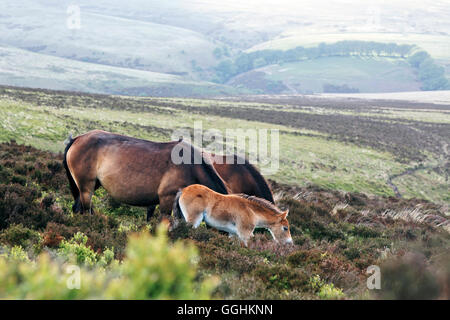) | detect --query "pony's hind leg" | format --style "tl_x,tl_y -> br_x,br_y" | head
190,210 -> 205,228
181,207 -> 204,227
78,180 -> 96,215
72,197 -> 82,213
178,199 -> 204,227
